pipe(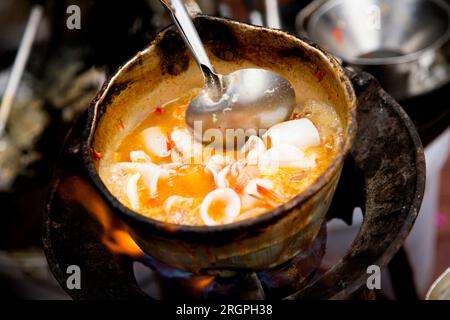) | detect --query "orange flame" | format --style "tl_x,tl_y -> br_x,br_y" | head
186,276 -> 214,291
58,176 -> 143,258
178,276 -> 215,298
